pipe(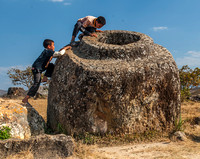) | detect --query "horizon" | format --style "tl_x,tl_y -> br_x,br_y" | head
1,0 -> 200,90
